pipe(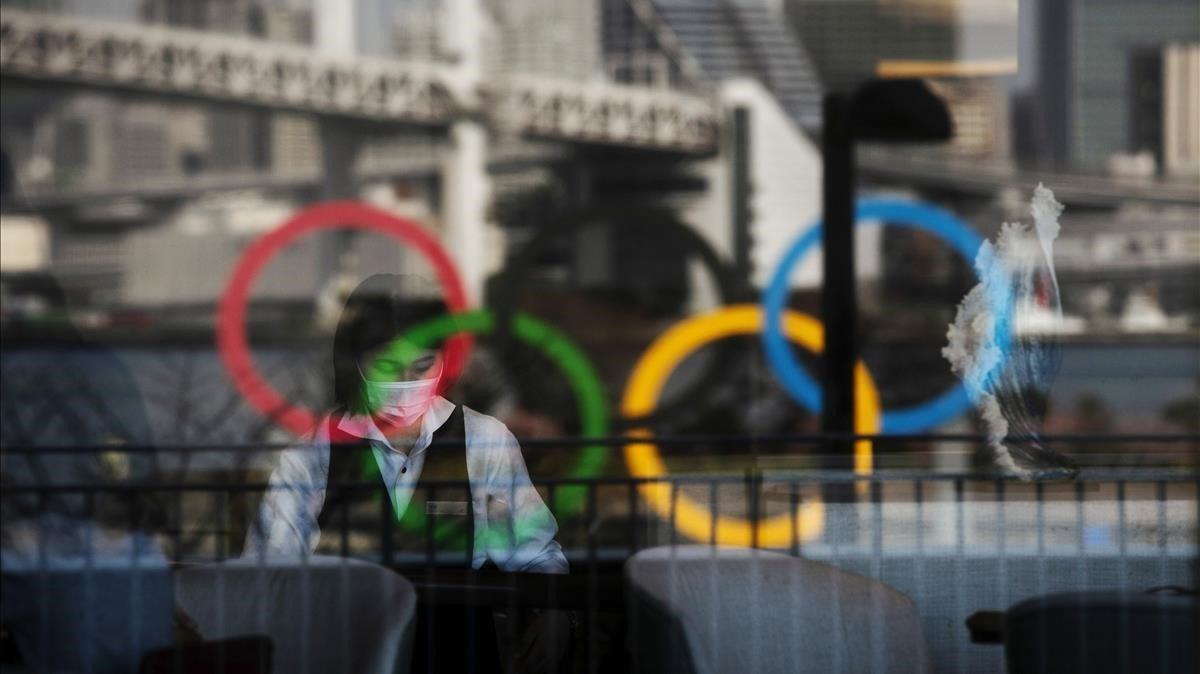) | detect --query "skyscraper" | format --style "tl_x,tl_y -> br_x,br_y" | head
1013,0 -> 1200,172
